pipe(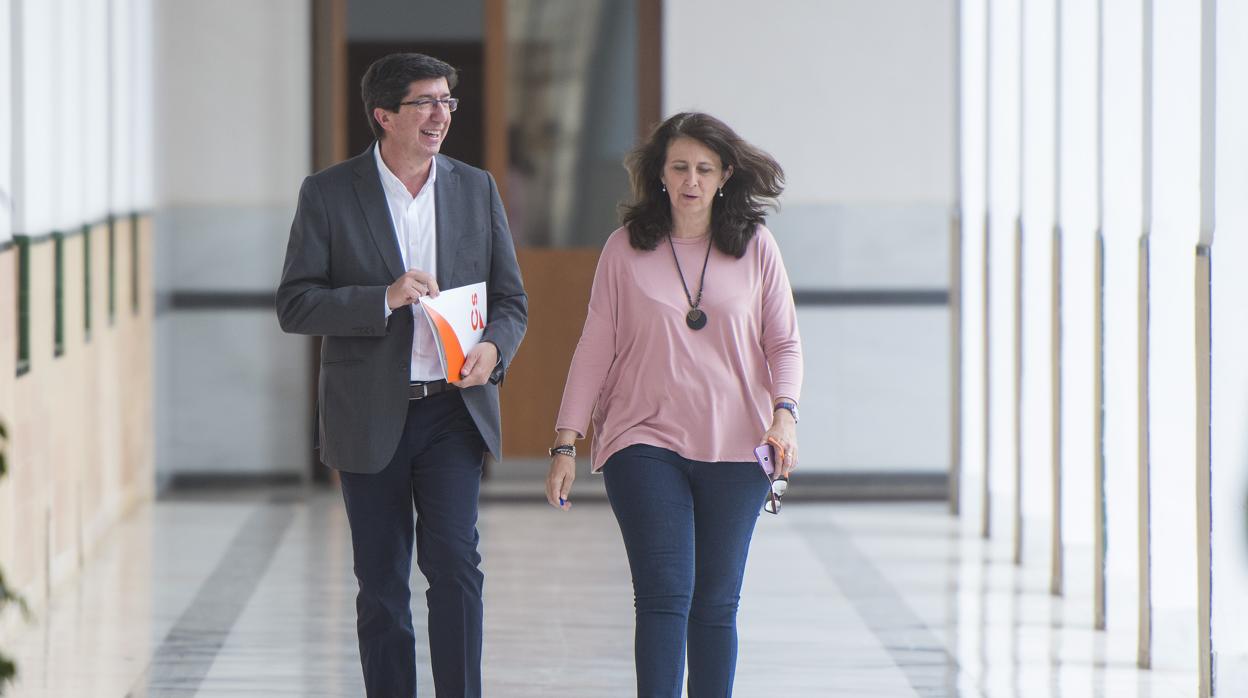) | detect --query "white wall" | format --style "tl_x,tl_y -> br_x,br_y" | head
664,0 -> 953,206
665,0 -> 957,474
153,0 -> 312,479
156,1 -> 309,207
